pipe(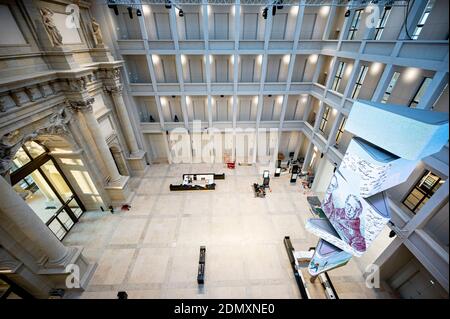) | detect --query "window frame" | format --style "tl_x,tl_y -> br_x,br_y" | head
332,61 -> 346,92
347,9 -> 363,40
411,0 -> 435,40
409,77 -> 432,108
381,71 -> 400,103
335,116 -> 347,144
319,106 -> 331,133
351,65 -> 369,99
373,6 -> 392,40
402,170 -> 443,214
